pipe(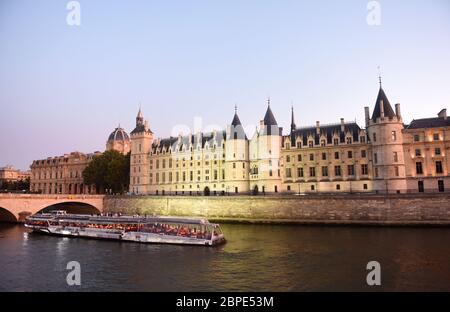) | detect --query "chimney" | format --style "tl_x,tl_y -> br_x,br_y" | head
340,118 -> 345,132
438,109 -> 447,120
380,100 -> 385,118
395,103 -> 402,120
316,121 -> 320,135
364,106 -> 370,127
